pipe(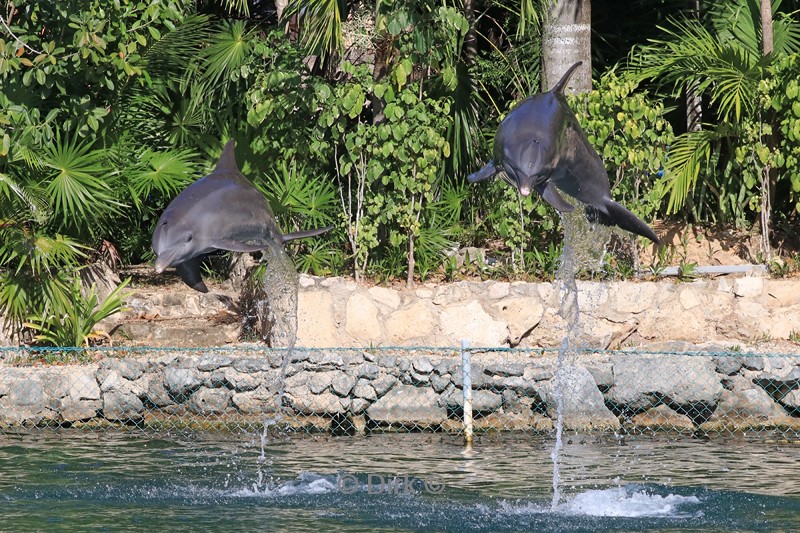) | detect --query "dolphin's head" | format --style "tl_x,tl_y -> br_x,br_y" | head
152,213 -> 196,273
501,136 -> 551,197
